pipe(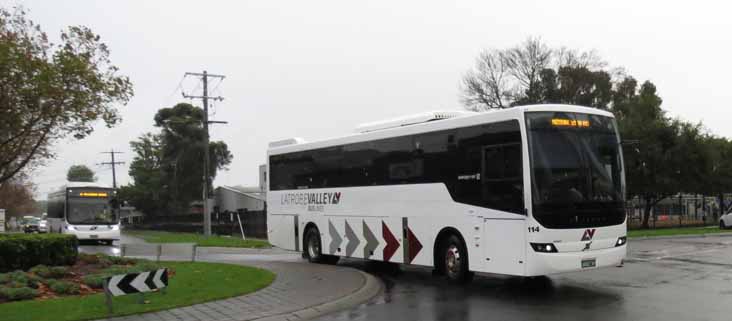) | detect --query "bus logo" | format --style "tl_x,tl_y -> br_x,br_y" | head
581,228 -> 596,241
